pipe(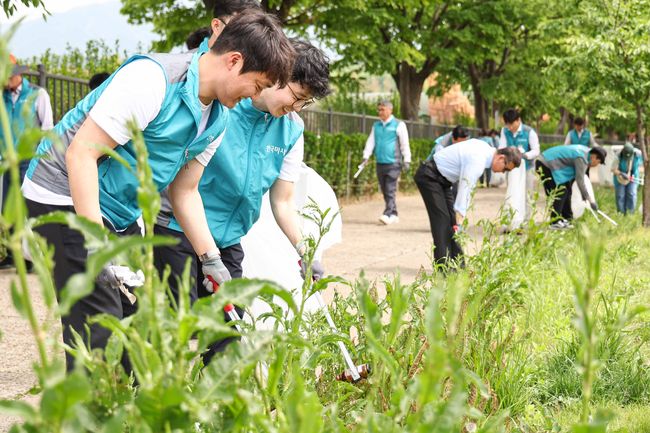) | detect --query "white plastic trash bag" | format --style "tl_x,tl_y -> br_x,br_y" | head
571,174 -> 596,219
504,163 -> 526,229
240,163 -> 342,329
